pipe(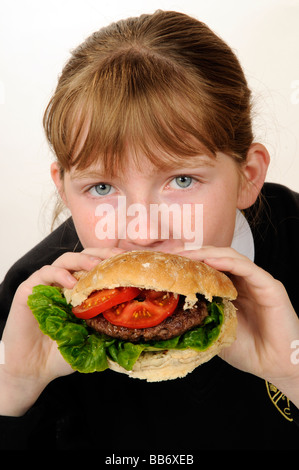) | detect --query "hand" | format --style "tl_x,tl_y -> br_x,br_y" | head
177,247 -> 299,406
0,246 -> 124,416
